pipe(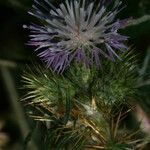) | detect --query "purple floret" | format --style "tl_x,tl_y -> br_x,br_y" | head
25,0 -> 130,73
